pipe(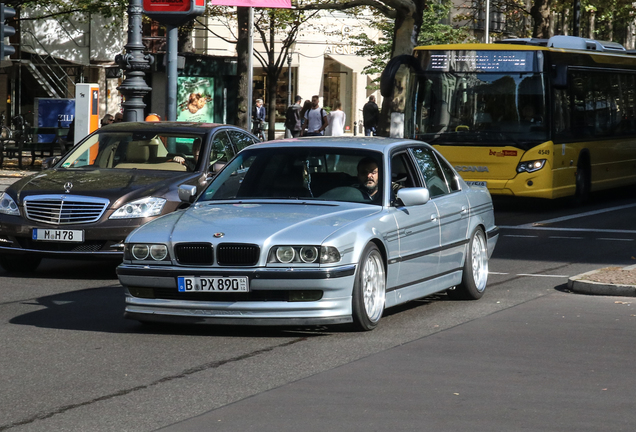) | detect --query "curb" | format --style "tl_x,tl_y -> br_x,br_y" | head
568,266 -> 636,297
